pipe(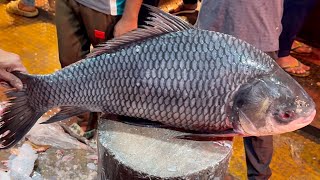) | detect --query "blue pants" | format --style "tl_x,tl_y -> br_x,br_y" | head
278,0 -> 316,57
